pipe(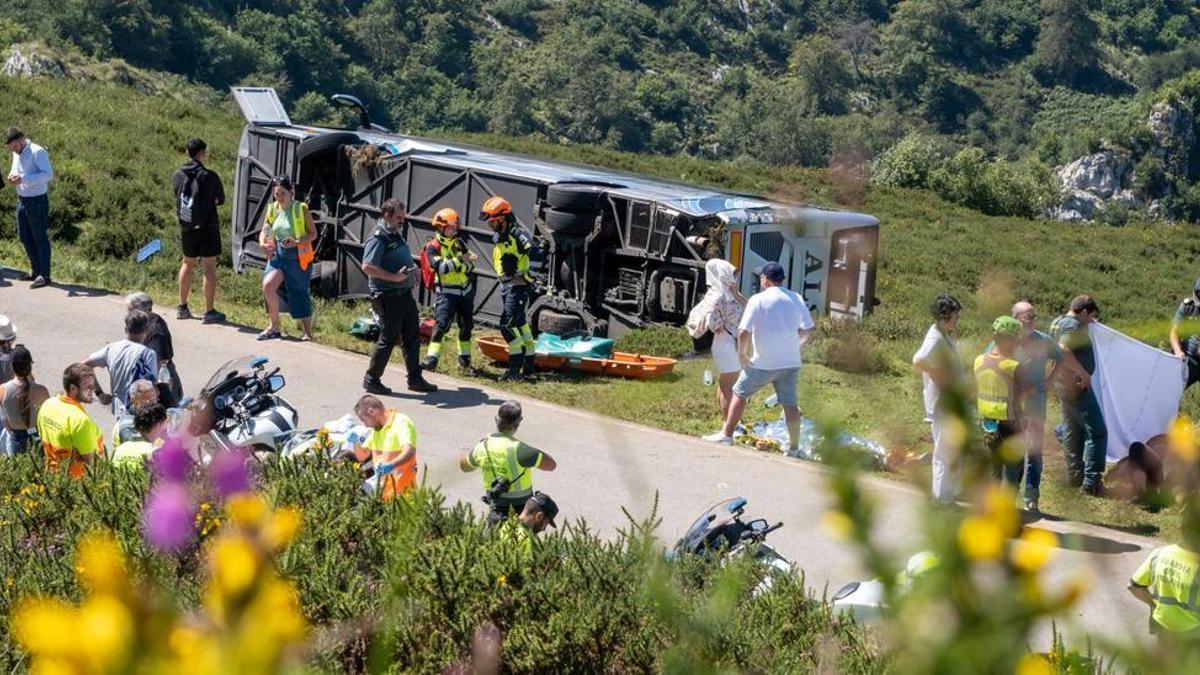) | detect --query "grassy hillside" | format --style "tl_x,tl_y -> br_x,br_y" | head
0,74 -> 1194,538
